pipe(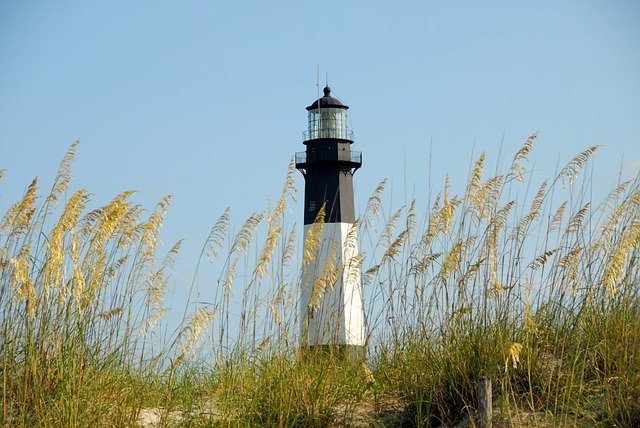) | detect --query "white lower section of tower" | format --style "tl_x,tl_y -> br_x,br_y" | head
300,222 -> 365,347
